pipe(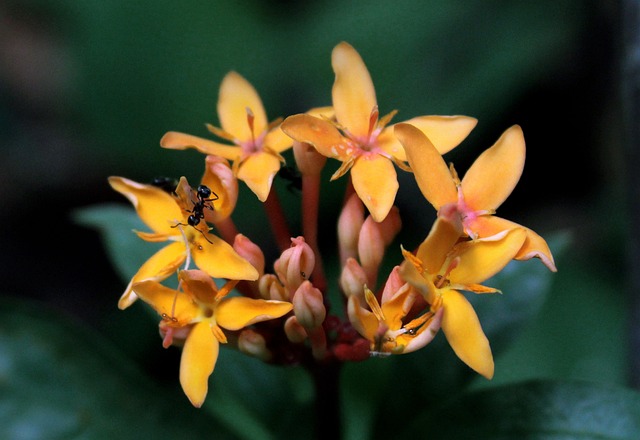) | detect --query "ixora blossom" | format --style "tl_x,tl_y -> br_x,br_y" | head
132,269 -> 292,407
400,214 -> 527,378
395,122 -> 556,271
281,41 -> 477,222
160,71 -> 293,201
108,176 -> 258,309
